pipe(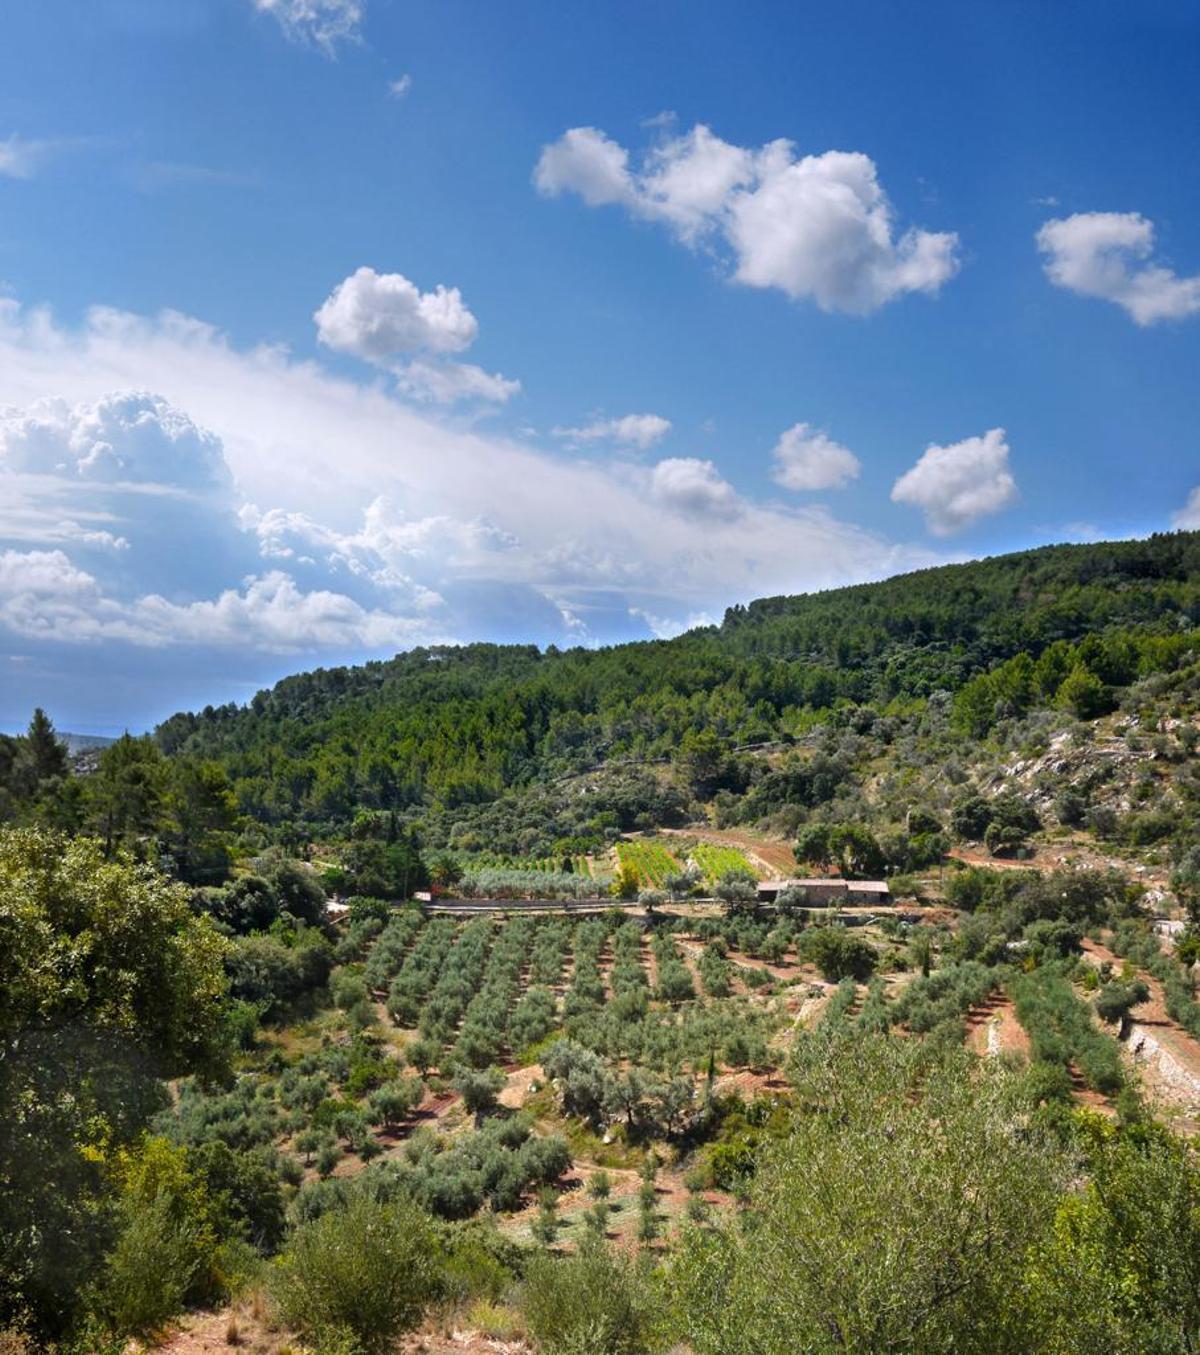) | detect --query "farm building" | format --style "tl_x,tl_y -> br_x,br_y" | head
756,877 -> 891,906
